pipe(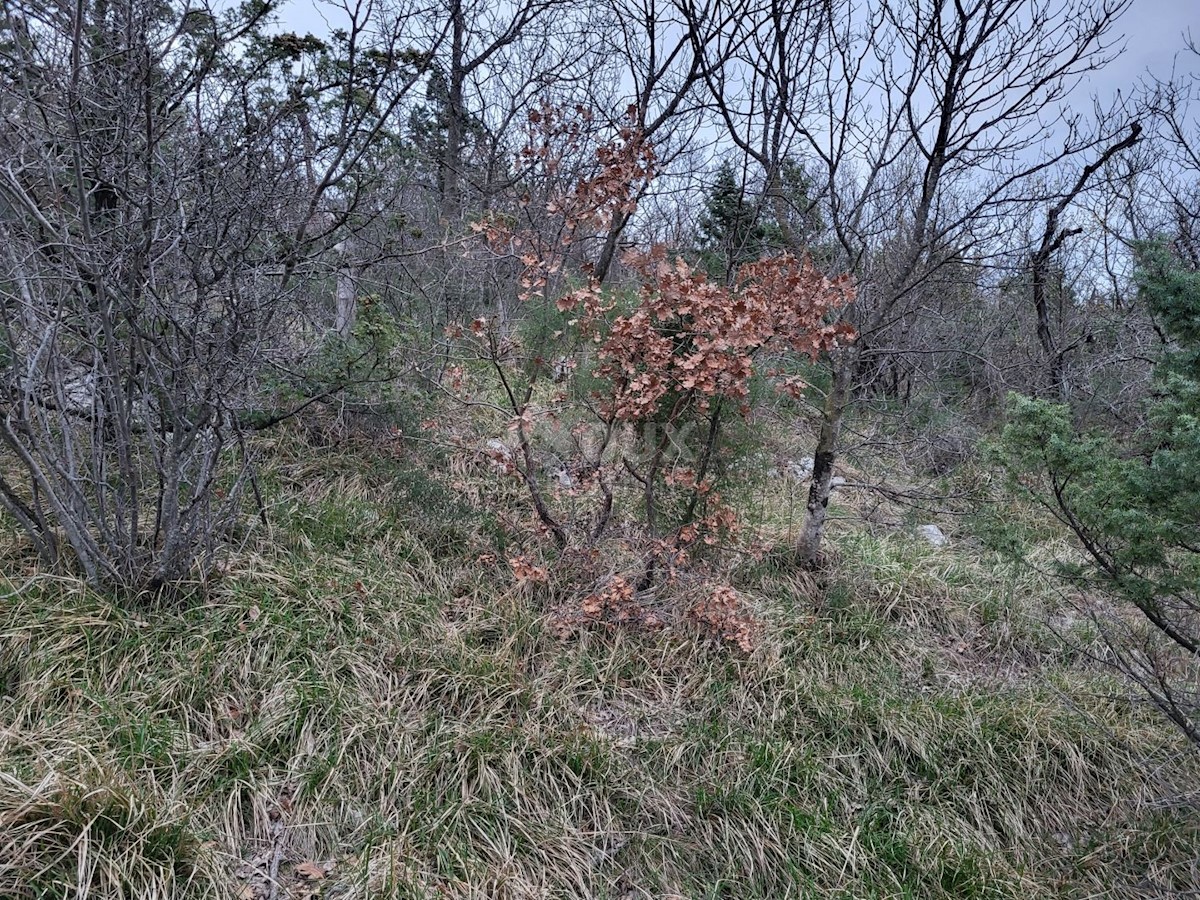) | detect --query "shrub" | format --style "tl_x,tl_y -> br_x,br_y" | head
995,242 -> 1200,745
